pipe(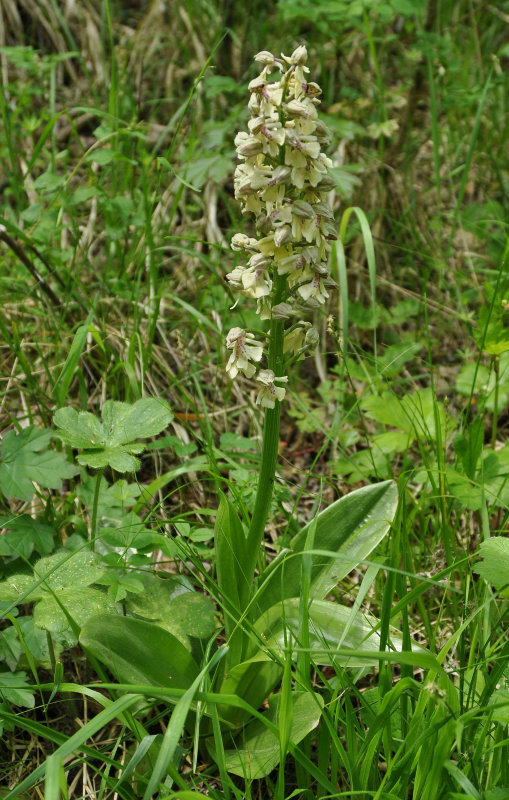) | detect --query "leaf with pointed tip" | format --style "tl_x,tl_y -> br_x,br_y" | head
254,481 -> 398,616
220,691 -> 322,779
256,598 -> 429,670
